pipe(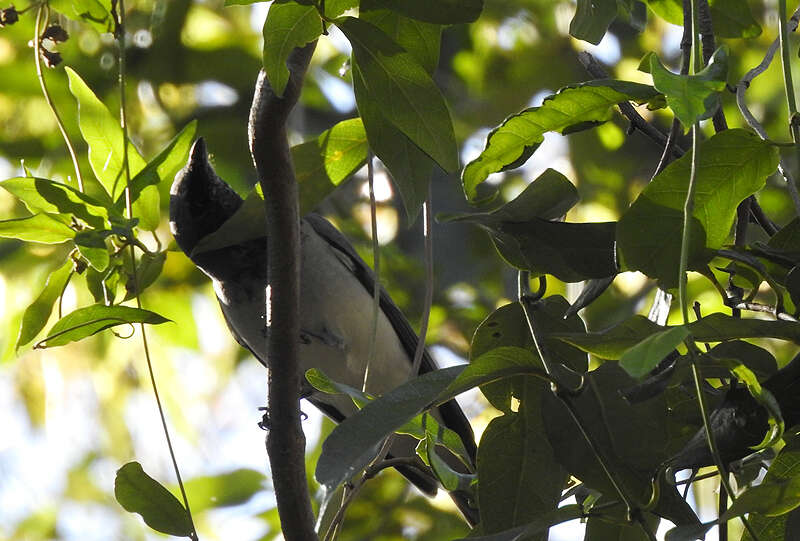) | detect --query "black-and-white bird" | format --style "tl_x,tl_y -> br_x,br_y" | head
169,138 -> 478,522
